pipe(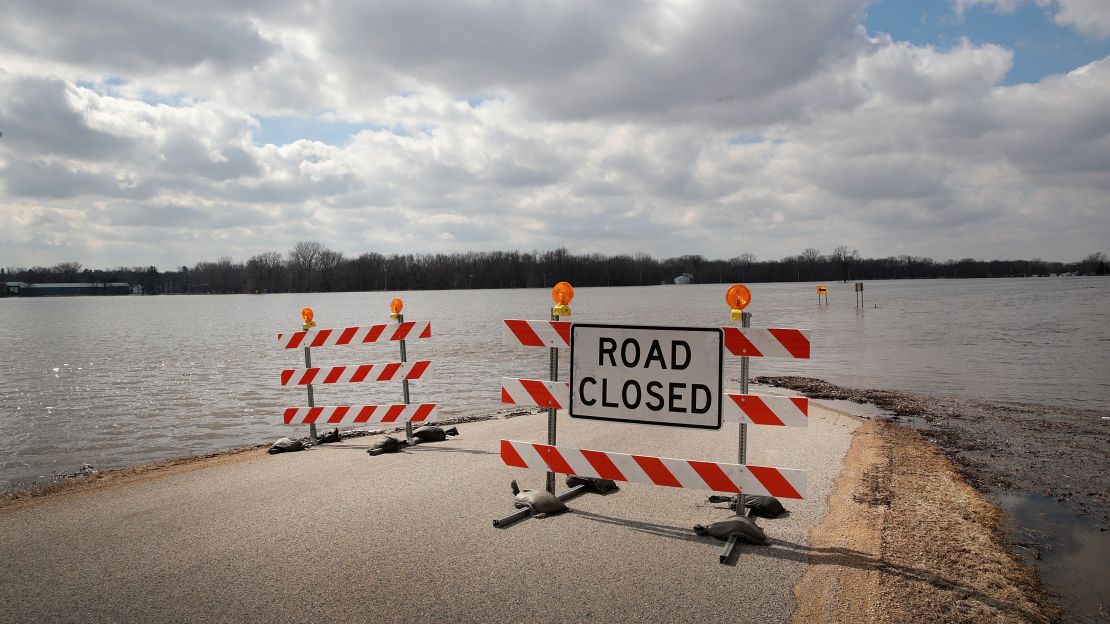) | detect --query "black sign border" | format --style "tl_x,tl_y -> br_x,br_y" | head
569,322 -> 724,430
